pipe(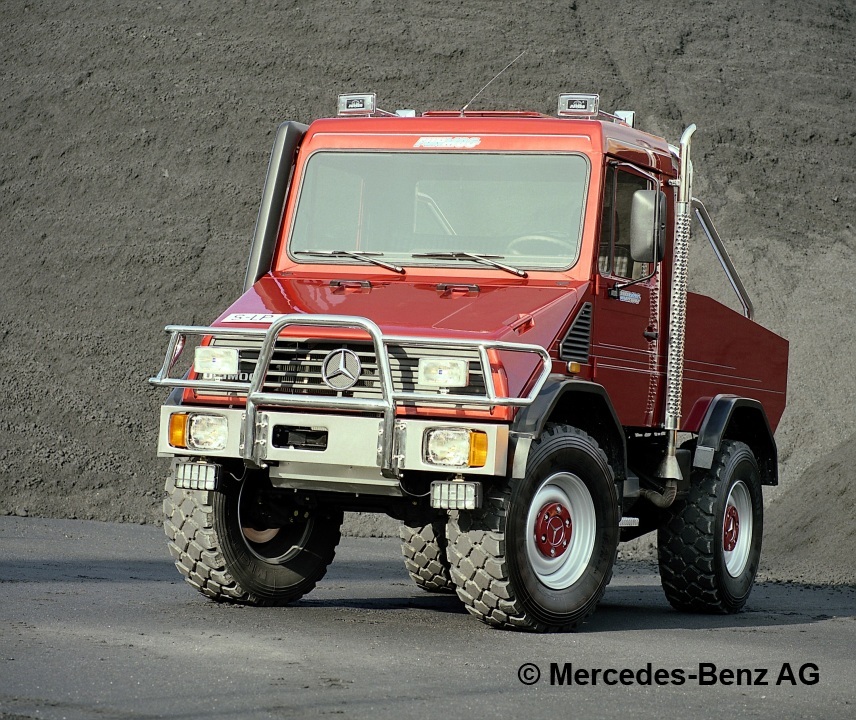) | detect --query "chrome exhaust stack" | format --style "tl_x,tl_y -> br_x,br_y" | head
646,124 -> 697,503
